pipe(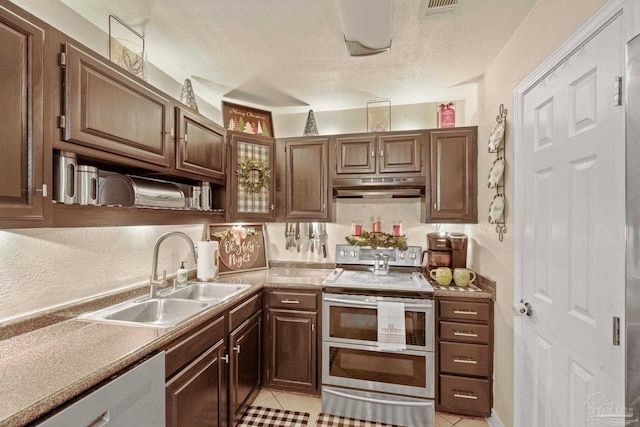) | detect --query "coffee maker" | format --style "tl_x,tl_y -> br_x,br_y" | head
424,232 -> 468,271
